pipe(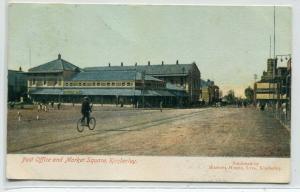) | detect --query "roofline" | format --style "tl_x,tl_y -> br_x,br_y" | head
84,63 -> 195,69
8,69 -> 24,72
151,74 -> 188,76
27,71 -> 64,74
